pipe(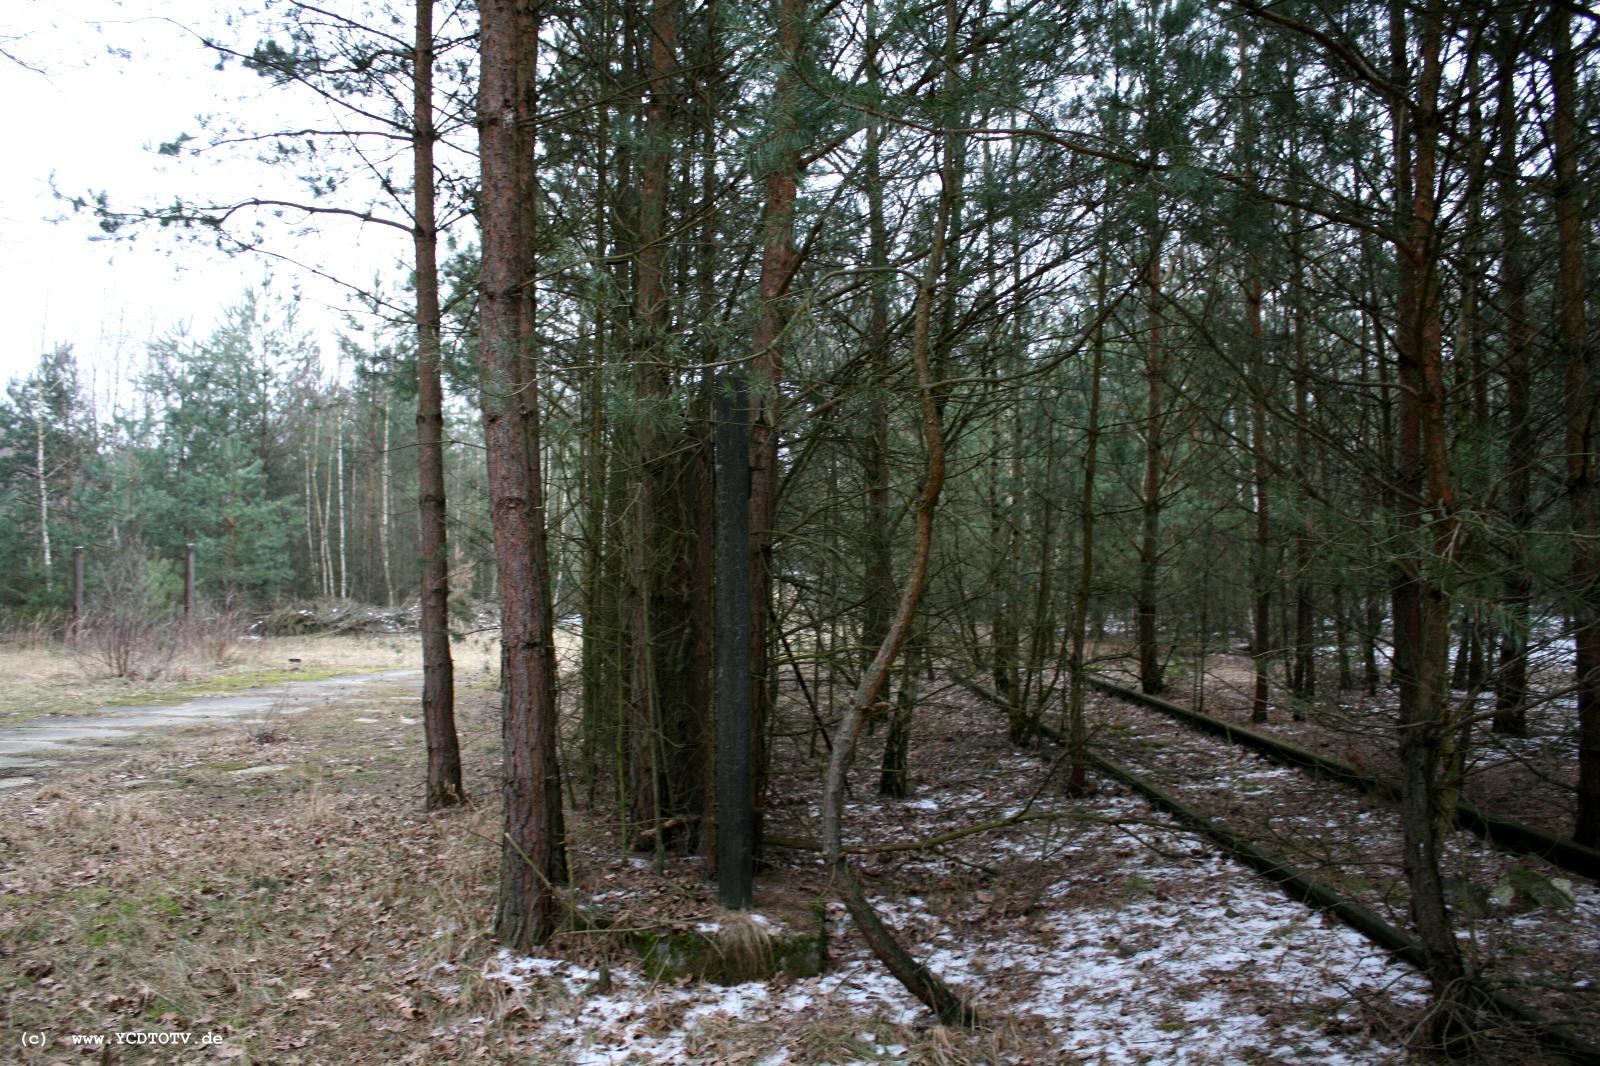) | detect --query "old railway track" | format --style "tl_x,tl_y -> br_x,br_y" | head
1058,684 -> 1600,1063
1088,676 -> 1600,881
